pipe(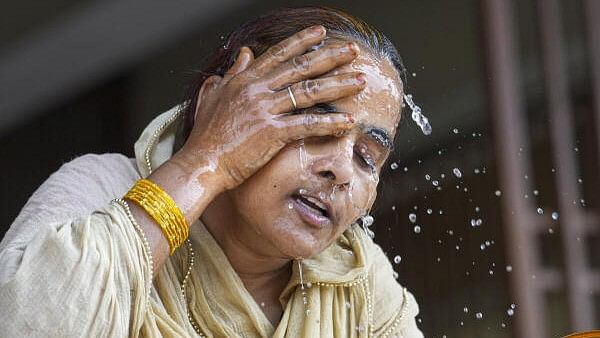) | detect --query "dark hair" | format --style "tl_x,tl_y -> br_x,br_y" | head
174,6 -> 407,151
